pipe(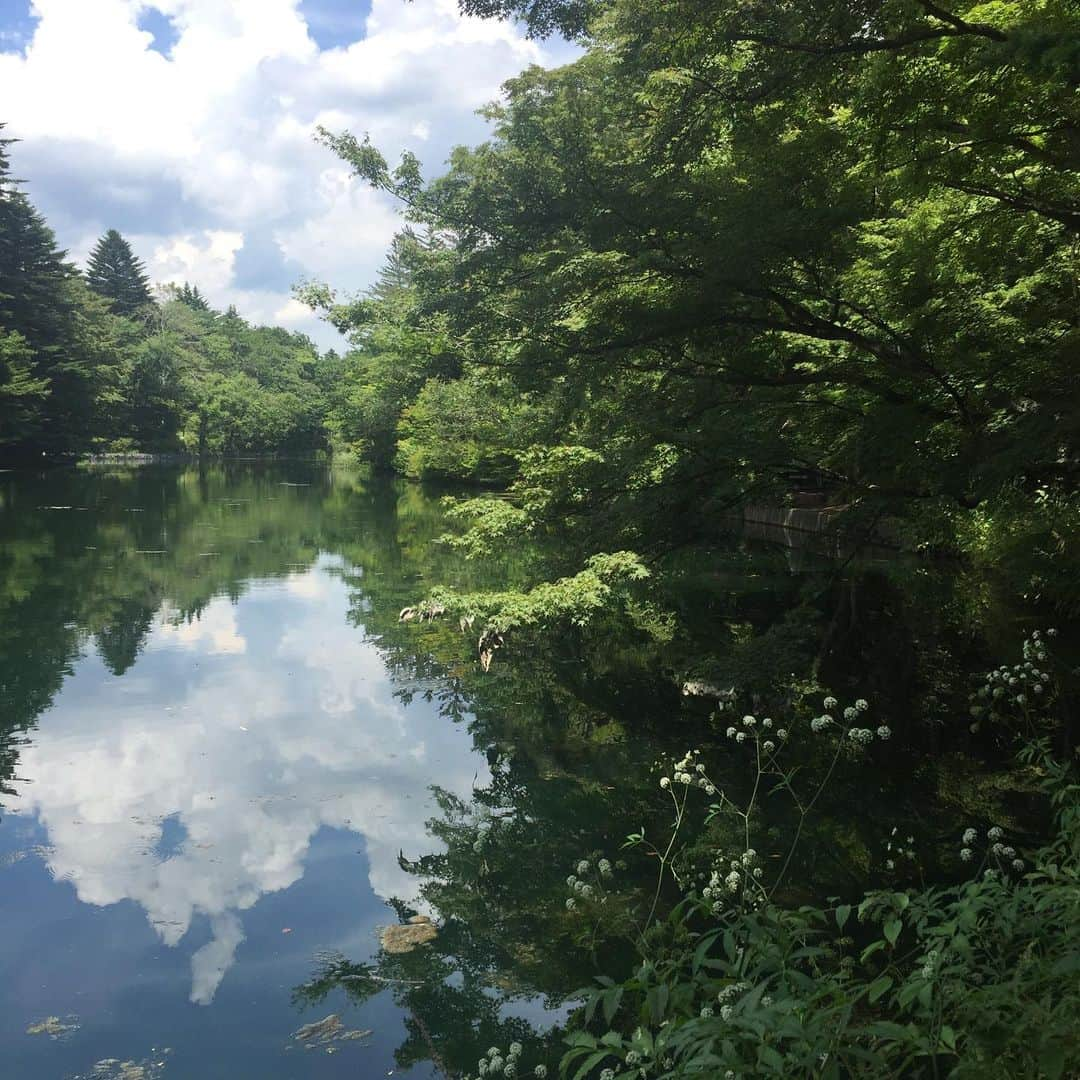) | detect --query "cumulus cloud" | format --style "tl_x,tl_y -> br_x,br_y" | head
0,0 -> 578,347
16,556 -> 489,1004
